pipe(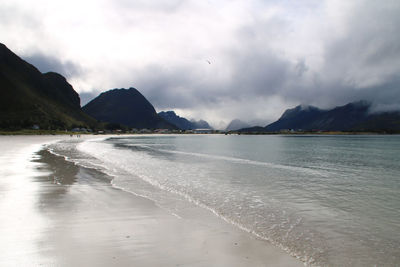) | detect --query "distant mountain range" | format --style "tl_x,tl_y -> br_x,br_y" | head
0,43 -> 176,131
225,119 -> 250,131
158,111 -> 193,130
158,110 -> 212,130
83,88 -> 176,130
191,119 -> 212,129
0,43 -> 96,130
240,101 -> 400,133
2,42 -> 399,133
